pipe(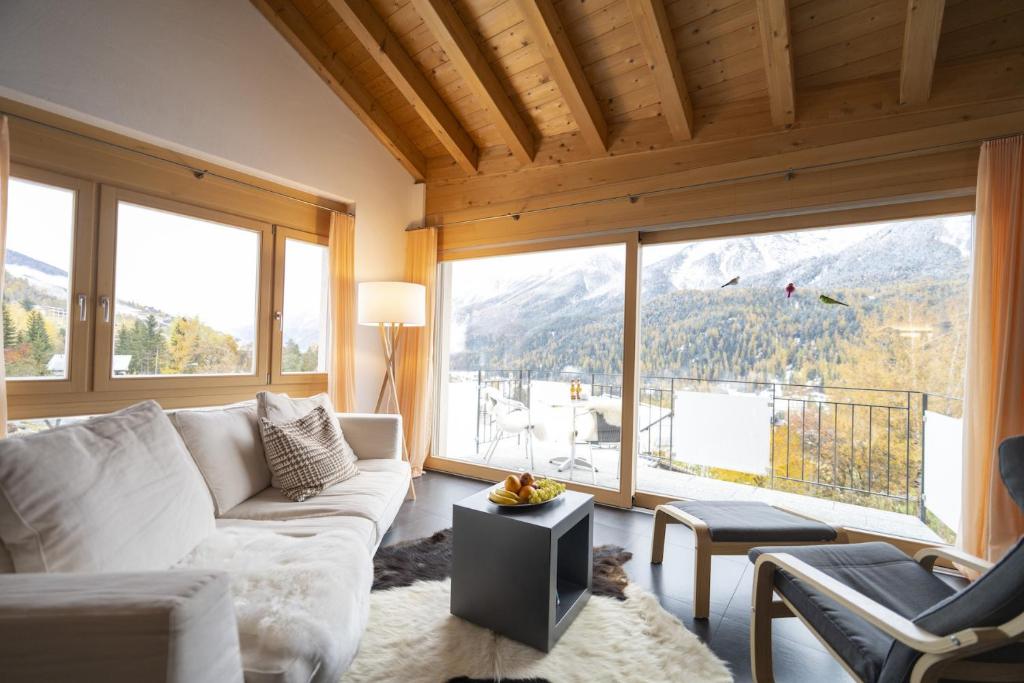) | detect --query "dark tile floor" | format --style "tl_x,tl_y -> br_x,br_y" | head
379,471 -> 855,683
